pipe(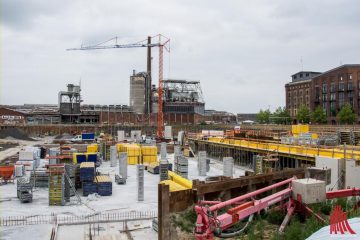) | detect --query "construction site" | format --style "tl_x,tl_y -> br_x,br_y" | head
1,22 -> 360,240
